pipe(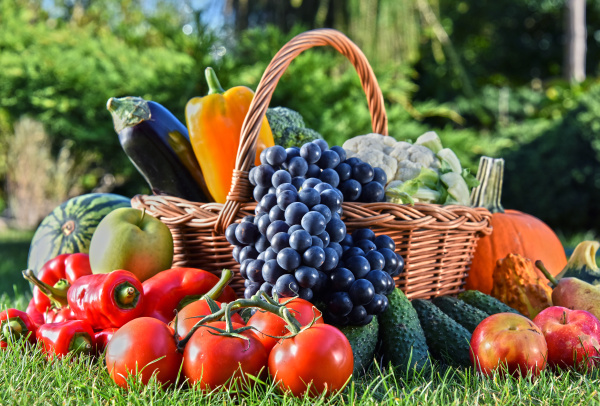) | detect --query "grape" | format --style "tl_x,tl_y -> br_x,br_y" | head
345,157 -> 360,167
302,178 -> 322,189
277,247 -> 301,271
287,224 -> 303,234
317,150 -> 340,169
313,182 -> 332,193
285,147 -> 301,161
268,186 -> 277,194
390,253 -> 405,277
254,164 -> 275,187
232,245 -> 241,262
288,156 -> 309,177
257,213 -> 271,236
356,239 -> 377,253
266,220 -> 289,242
381,271 -> 396,294
301,211 -> 327,235
265,145 -> 287,166
269,205 -> 285,222
291,176 -> 305,190
325,218 -> 346,245
298,188 -> 320,208
328,242 -> 343,258
257,252 -> 266,261
241,215 -> 254,223
360,181 -> 385,202
306,164 -> 321,178
341,246 -> 365,261
363,293 -> 387,314
335,163 -> 352,182
348,279 -> 375,306
373,167 -> 387,185
340,234 -> 353,247
365,250 -> 385,271
379,248 -> 399,274
329,267 -> 355,291
310,235 -> 324,249
254,235 -> 270,253
259,193 -> 277,213
339,179 -> 362,201
275,274 -> 300,297
239,258 -> 254,279
247,259 -> 265,283
254,204 -> 267,216
234,222 -> 258,245
262,259 -> 286,284
330,146 -> 347,162
352,162 -> 375,184
289,229 -> 312,252
253,186 -> 270,202
313,271 -> 329,292
284,202 -> 309,226
373,235 -> 395,251
239,245 -> 259,263
319,168 -> 340,188
312,139 -> 329,151
320,189 -> 342,213
298,287 -> 314,301
300,142 -> 322,164
327,292 -> 353,316
302,246 -> 325,268
345,255 -> 371,278
322,247 -> 340,271
259,149 -> 268,165
244,279 -> 253,288
225,223 -> 240,246
244,282 -> 261,299
271,232 -> 290,253
295,266 -> 319,289
248,166 -> 258,186
311,204 -> 332,223
260,282 -> 274,296
263,247 -> 278,262
276,183 -> 297,195
348,306 -> 368,325
352,228 -> 376,242
272,170 -> 292,188
317,231 -> 330,247
277,189 -> 298,210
